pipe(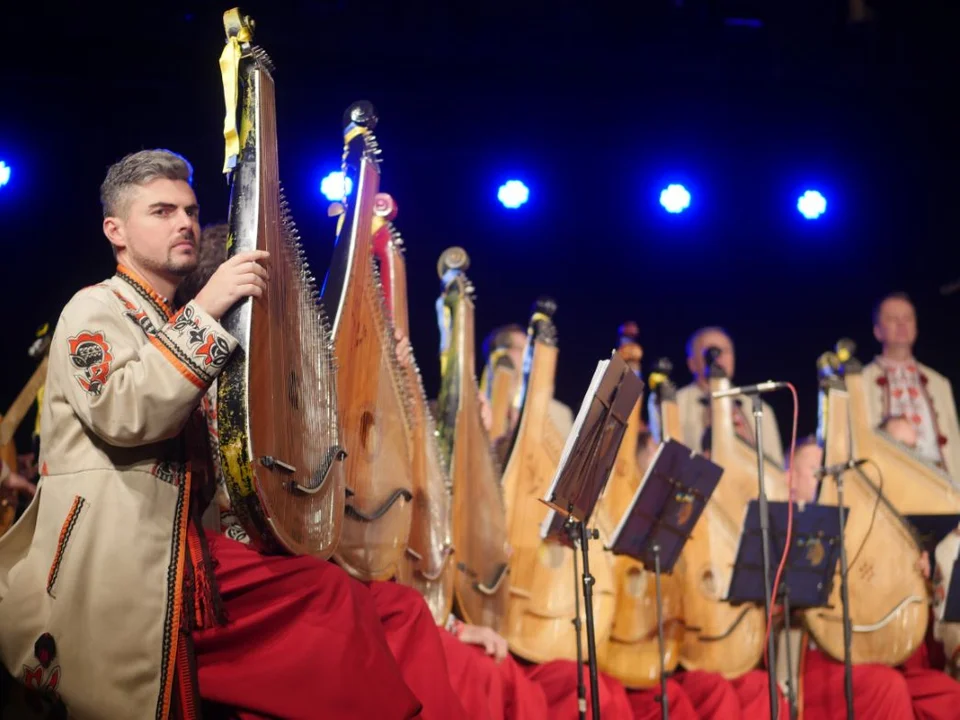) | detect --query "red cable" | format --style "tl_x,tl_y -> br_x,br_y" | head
761,382 -> 800,717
